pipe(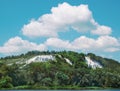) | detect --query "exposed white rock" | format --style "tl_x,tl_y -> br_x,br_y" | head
64,58 -> 72,65
58,54 -> 62,58
85,56 -> 102,69
26,55 -> 55,64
